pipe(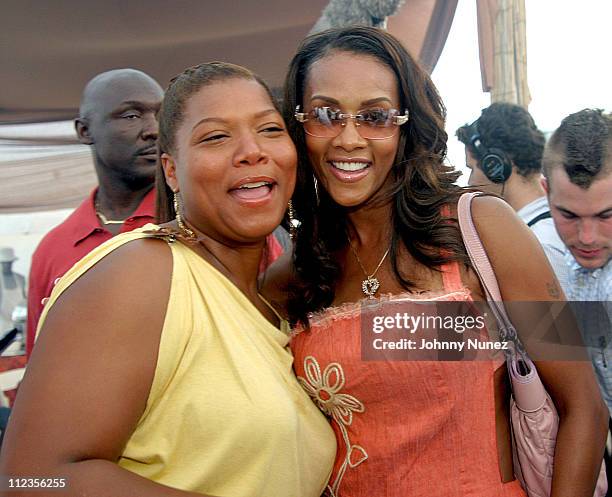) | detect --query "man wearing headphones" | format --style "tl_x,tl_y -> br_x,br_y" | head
457,102 -> 568,289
